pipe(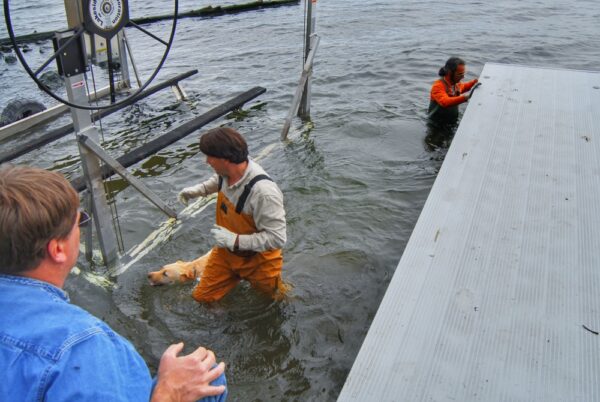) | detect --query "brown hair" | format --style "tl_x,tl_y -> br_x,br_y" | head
199,127 -> 248,164
438,56 -> 466,77
0,165 -> 79,274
